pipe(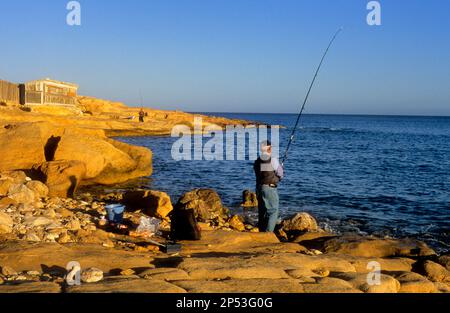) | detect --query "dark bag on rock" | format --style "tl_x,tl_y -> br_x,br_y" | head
171,208 -> 201,241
